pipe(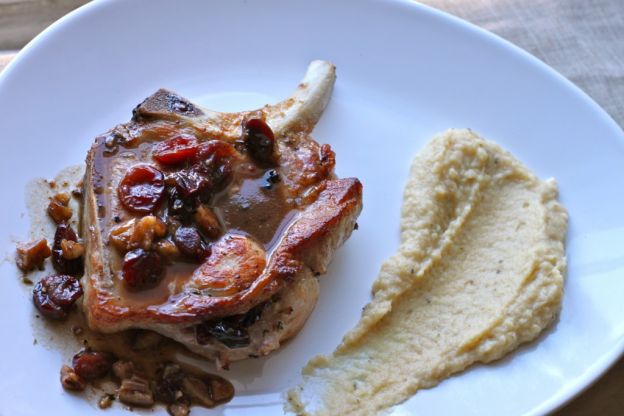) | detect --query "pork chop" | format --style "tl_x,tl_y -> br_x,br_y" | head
81,61 -> 363,367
